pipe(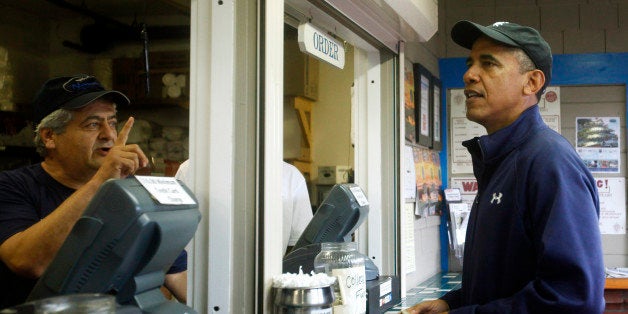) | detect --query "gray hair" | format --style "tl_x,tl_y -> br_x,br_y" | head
510,47 -> 543,99
34,108 -> 74,157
